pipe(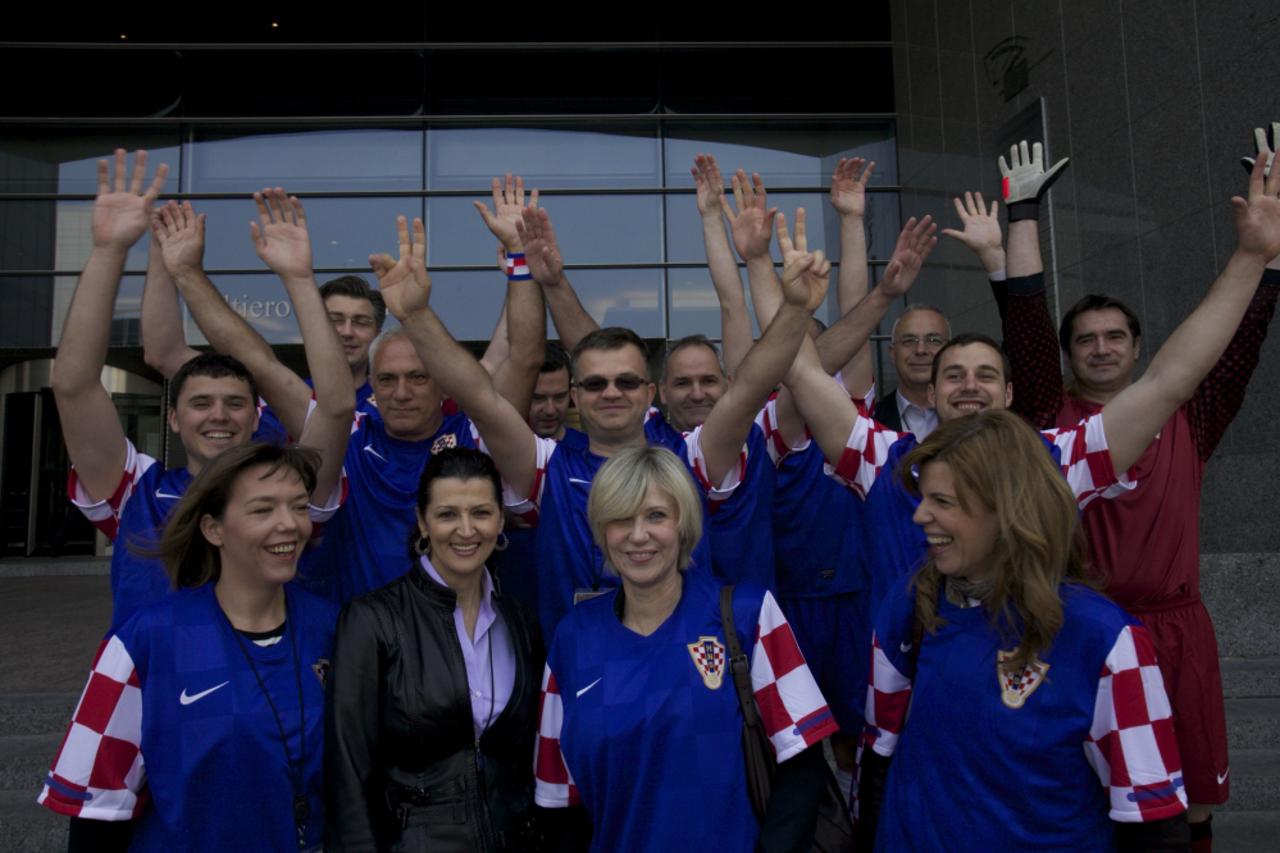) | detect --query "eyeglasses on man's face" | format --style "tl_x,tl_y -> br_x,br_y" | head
575,373 -> 648,393
894,334 -> 947,349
